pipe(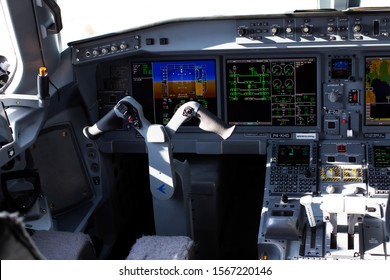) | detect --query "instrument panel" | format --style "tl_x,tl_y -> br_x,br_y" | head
69,9 -> 390,198
91,50 -> 390,143
66,10 -> 390,153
